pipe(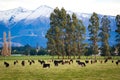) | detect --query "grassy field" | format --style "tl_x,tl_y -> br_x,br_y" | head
0,56 -> 120,80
